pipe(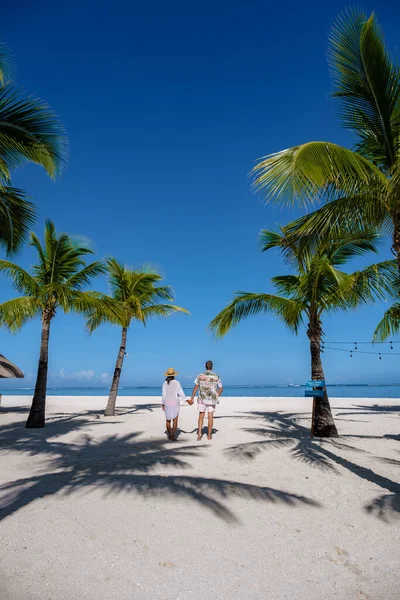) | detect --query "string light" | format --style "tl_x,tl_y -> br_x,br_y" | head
324,340 -> 399,345
321,339 -> 399,358
322,345 -> 400,357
